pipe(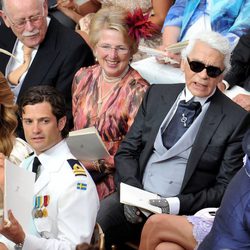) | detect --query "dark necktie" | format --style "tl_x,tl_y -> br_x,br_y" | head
162,100 -> 202,149
32,157 -> 41,181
